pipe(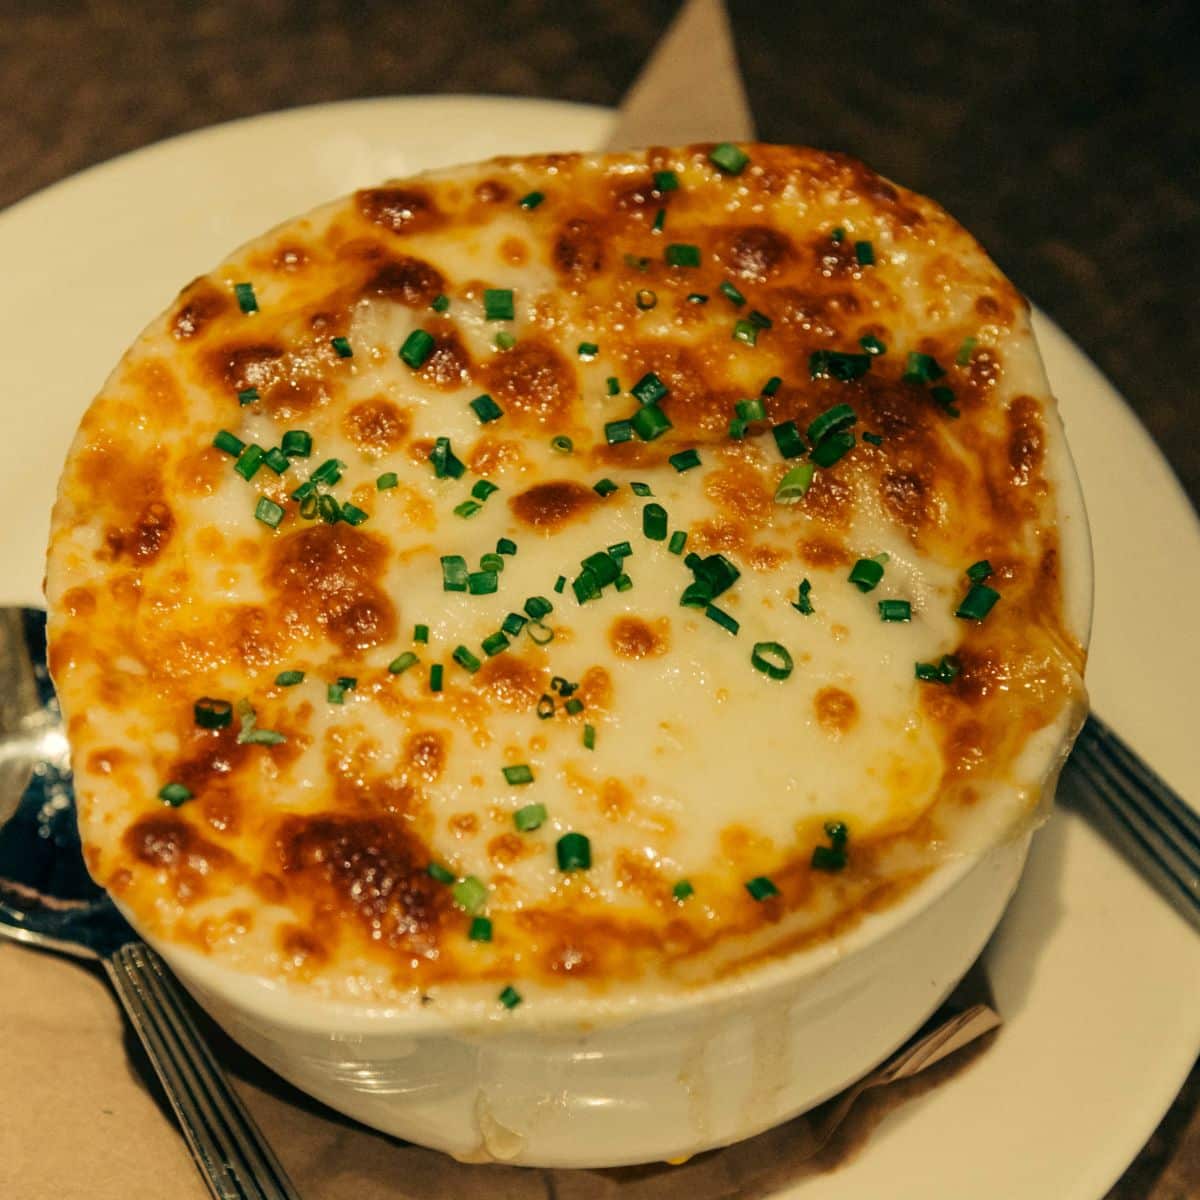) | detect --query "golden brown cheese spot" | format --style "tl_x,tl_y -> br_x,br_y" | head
449,812 -> 479,836
86,746 -> 125,775
798,536 -> 851,567
600,778 -> 633,821
770,286 -> 861,339
201,790 -> 241,835
170,725 -> 250,800
714,224 -> 794,282
209,341 -> 286,393
178,447 -> 225,498
474,179 -> 511,205
123,813 -> 233,903
418,328 -> 474,391
500,236 -> 529,266
554,216 -> 605,282
633,345 -> 730,436
275,814 -> 446,952
104,499 -> 174,565
509,480 -> 597,530
61,586 -> 96,617
704,463 -> 773,527
469,436 -> 527,476
481,338 -> 575,425
272,244 -> 310,272
228,604 -> 285,670
356,186 -> 443,236
362,255 -> 445,306
577,665 -> 612,711
478,655 -> 544,710
609,616 -> 670,660
270,524 -> 396,656
279,924 -> 328,969
1008,395 -> 1045,486
488,832 -> 531,866
172,280 -> 230,340
343,397 -> 410,453
813,687 -> 859,736
404,731 -> 447,782
880,468 -> 934,536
